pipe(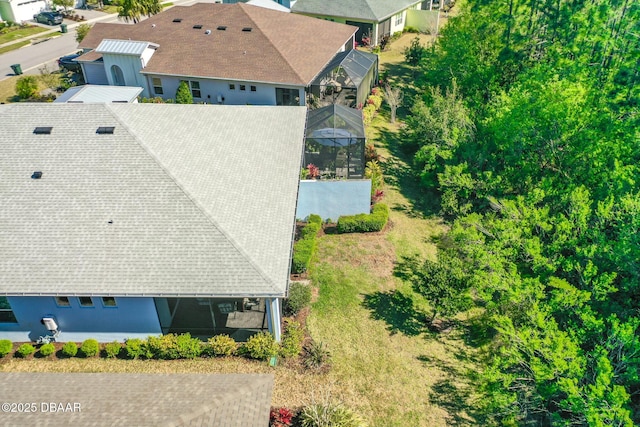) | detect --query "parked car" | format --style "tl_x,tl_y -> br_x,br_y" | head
34,11 -> 63,25
58,54 -> 81,73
